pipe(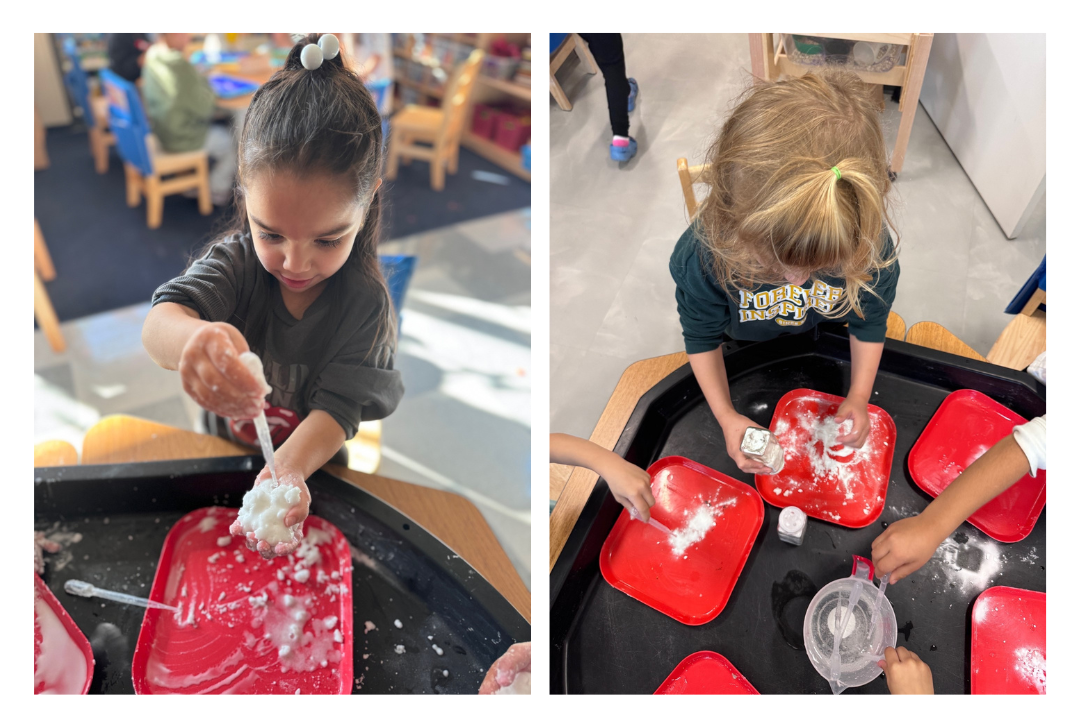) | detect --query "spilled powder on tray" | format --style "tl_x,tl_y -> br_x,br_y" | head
668,497 -> 738,556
